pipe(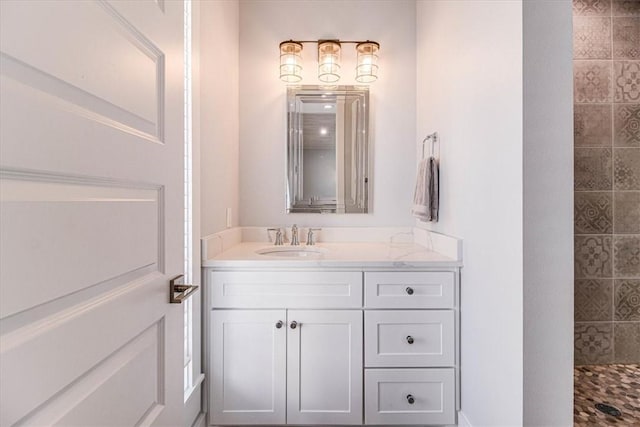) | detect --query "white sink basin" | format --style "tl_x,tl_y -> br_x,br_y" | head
256,246 -> 329,258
